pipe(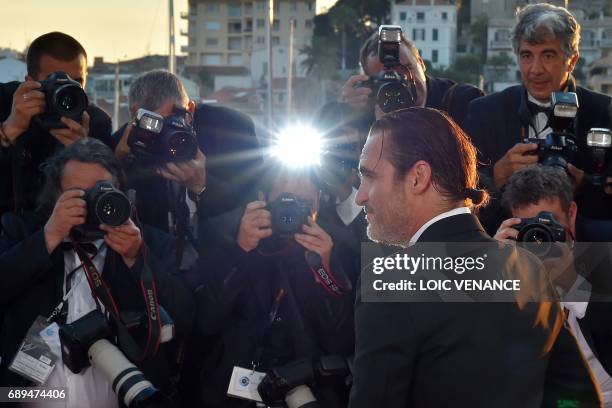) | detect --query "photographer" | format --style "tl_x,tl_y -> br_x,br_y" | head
0,139 -> 194,406
0,32 -> 113,222
495,165 -> 612,406
193,164 -> 354,407
340,26 -> 483,130
114,70 -> 263,271
466,3 -> 612,235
